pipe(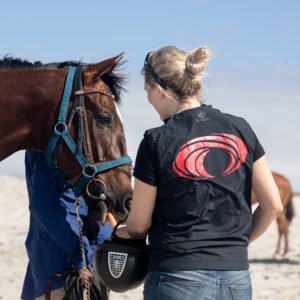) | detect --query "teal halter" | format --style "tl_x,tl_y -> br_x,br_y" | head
46,66 -> 132,197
